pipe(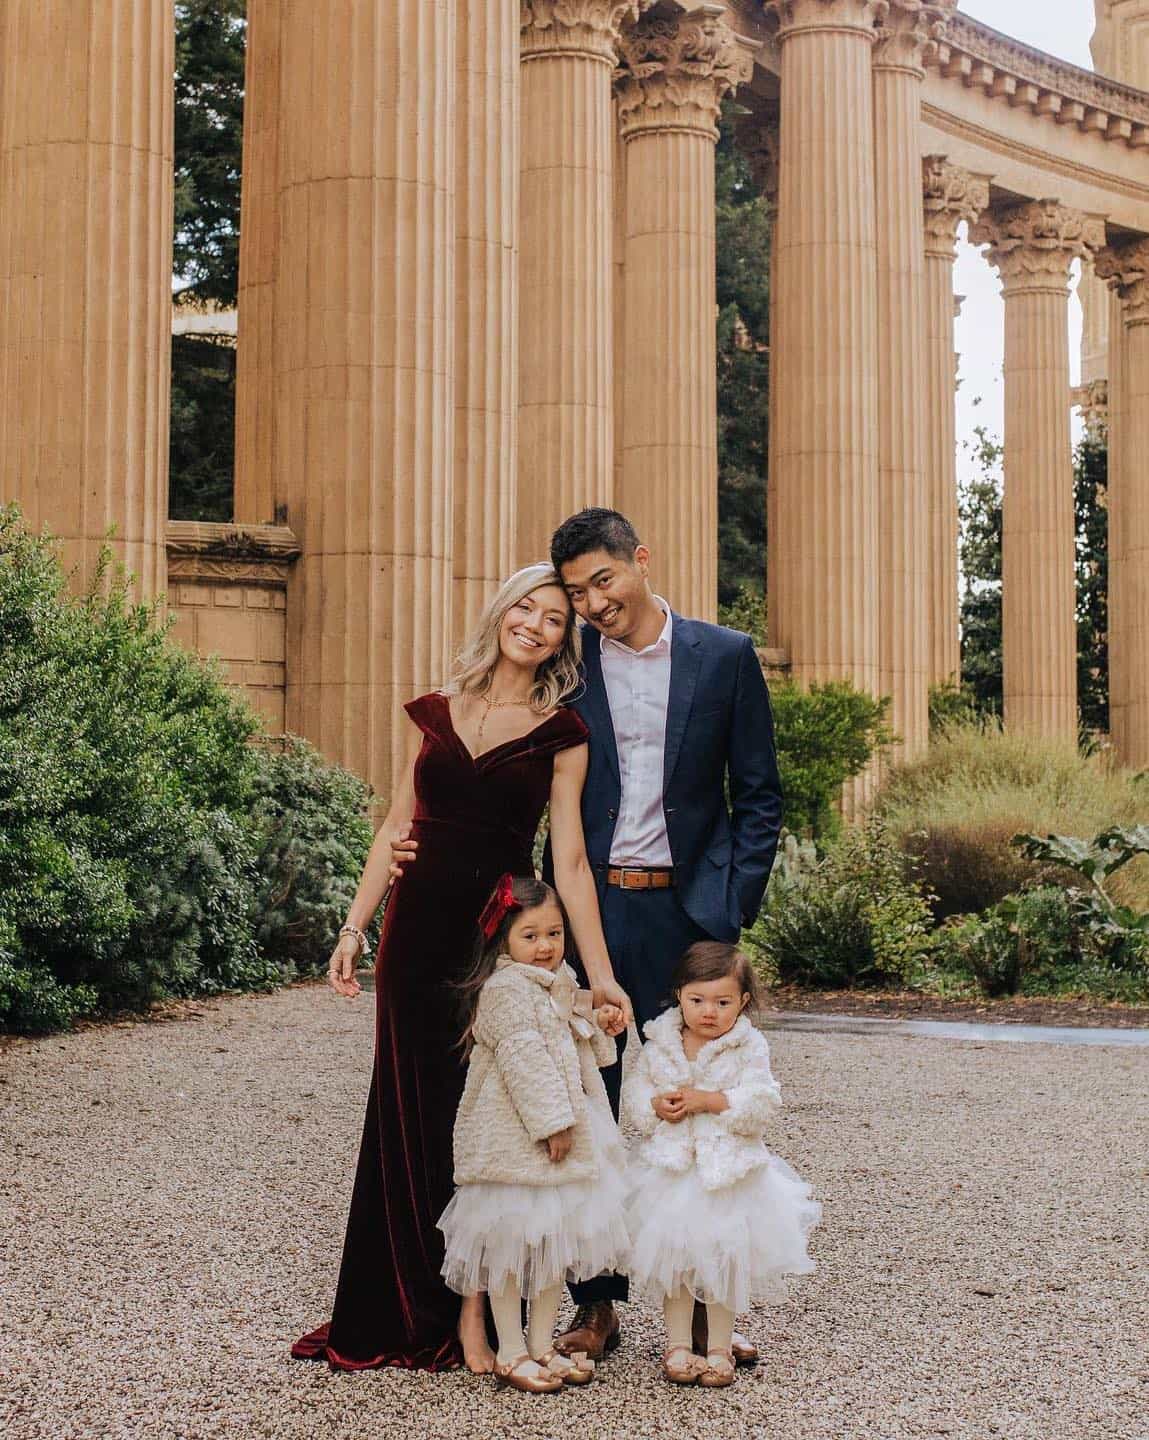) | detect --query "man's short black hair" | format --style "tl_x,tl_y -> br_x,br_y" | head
550,508 -> 641,574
